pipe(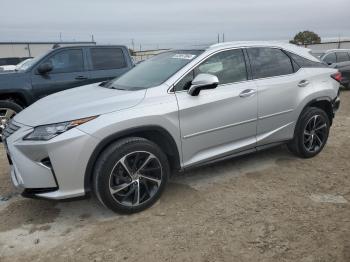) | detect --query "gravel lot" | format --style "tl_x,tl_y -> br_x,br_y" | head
0,90 -> 350,262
